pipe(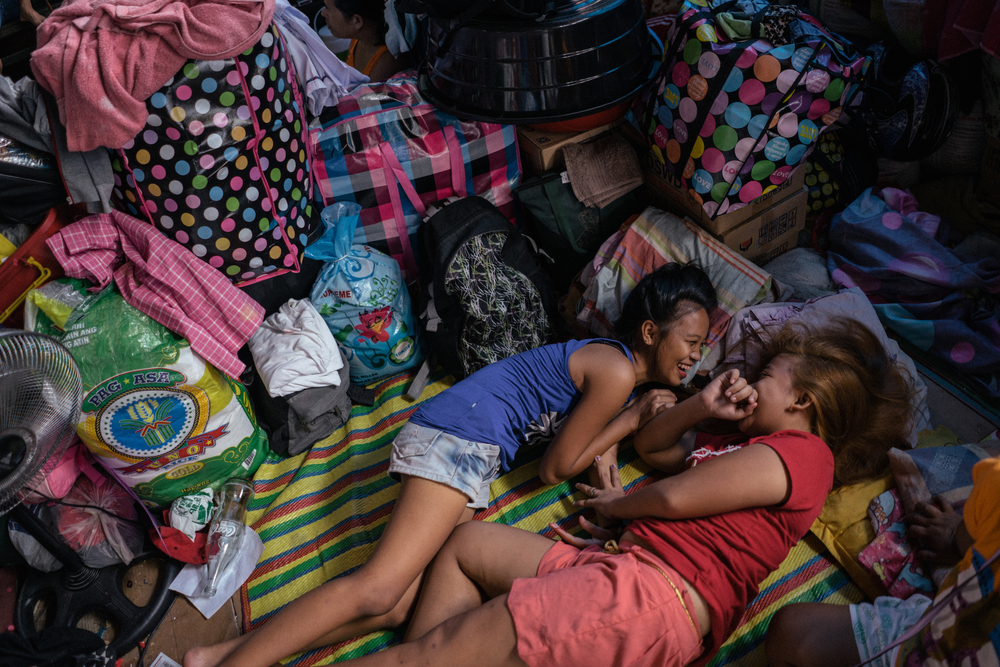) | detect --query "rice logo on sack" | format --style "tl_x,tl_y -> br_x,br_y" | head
390,337 -> 417,364
81,369 -> 222,470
